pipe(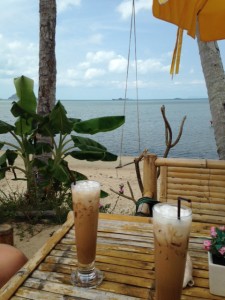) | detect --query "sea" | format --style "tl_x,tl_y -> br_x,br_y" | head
0,98 -> 218,159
